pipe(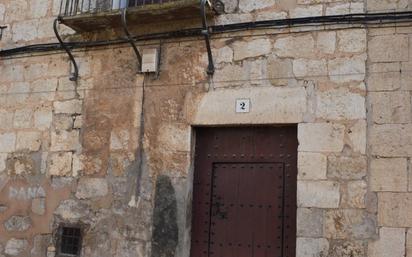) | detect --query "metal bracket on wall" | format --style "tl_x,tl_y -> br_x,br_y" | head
121,8 -> 142,72
0,26 -> 7,40
53,18 -> 79,81
201,0 -> 215,76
